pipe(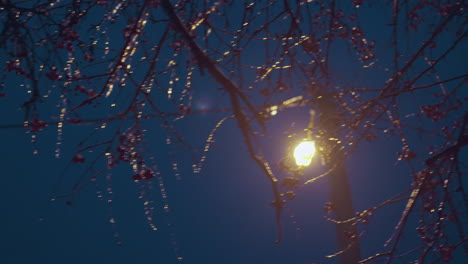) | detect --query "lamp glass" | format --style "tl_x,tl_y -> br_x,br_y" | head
294,140 -> 316,166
